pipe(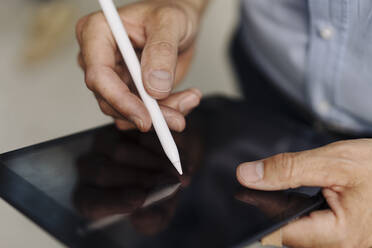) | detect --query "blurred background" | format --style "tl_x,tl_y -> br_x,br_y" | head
0,0 -> 239,154
0,0 -> 248,247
